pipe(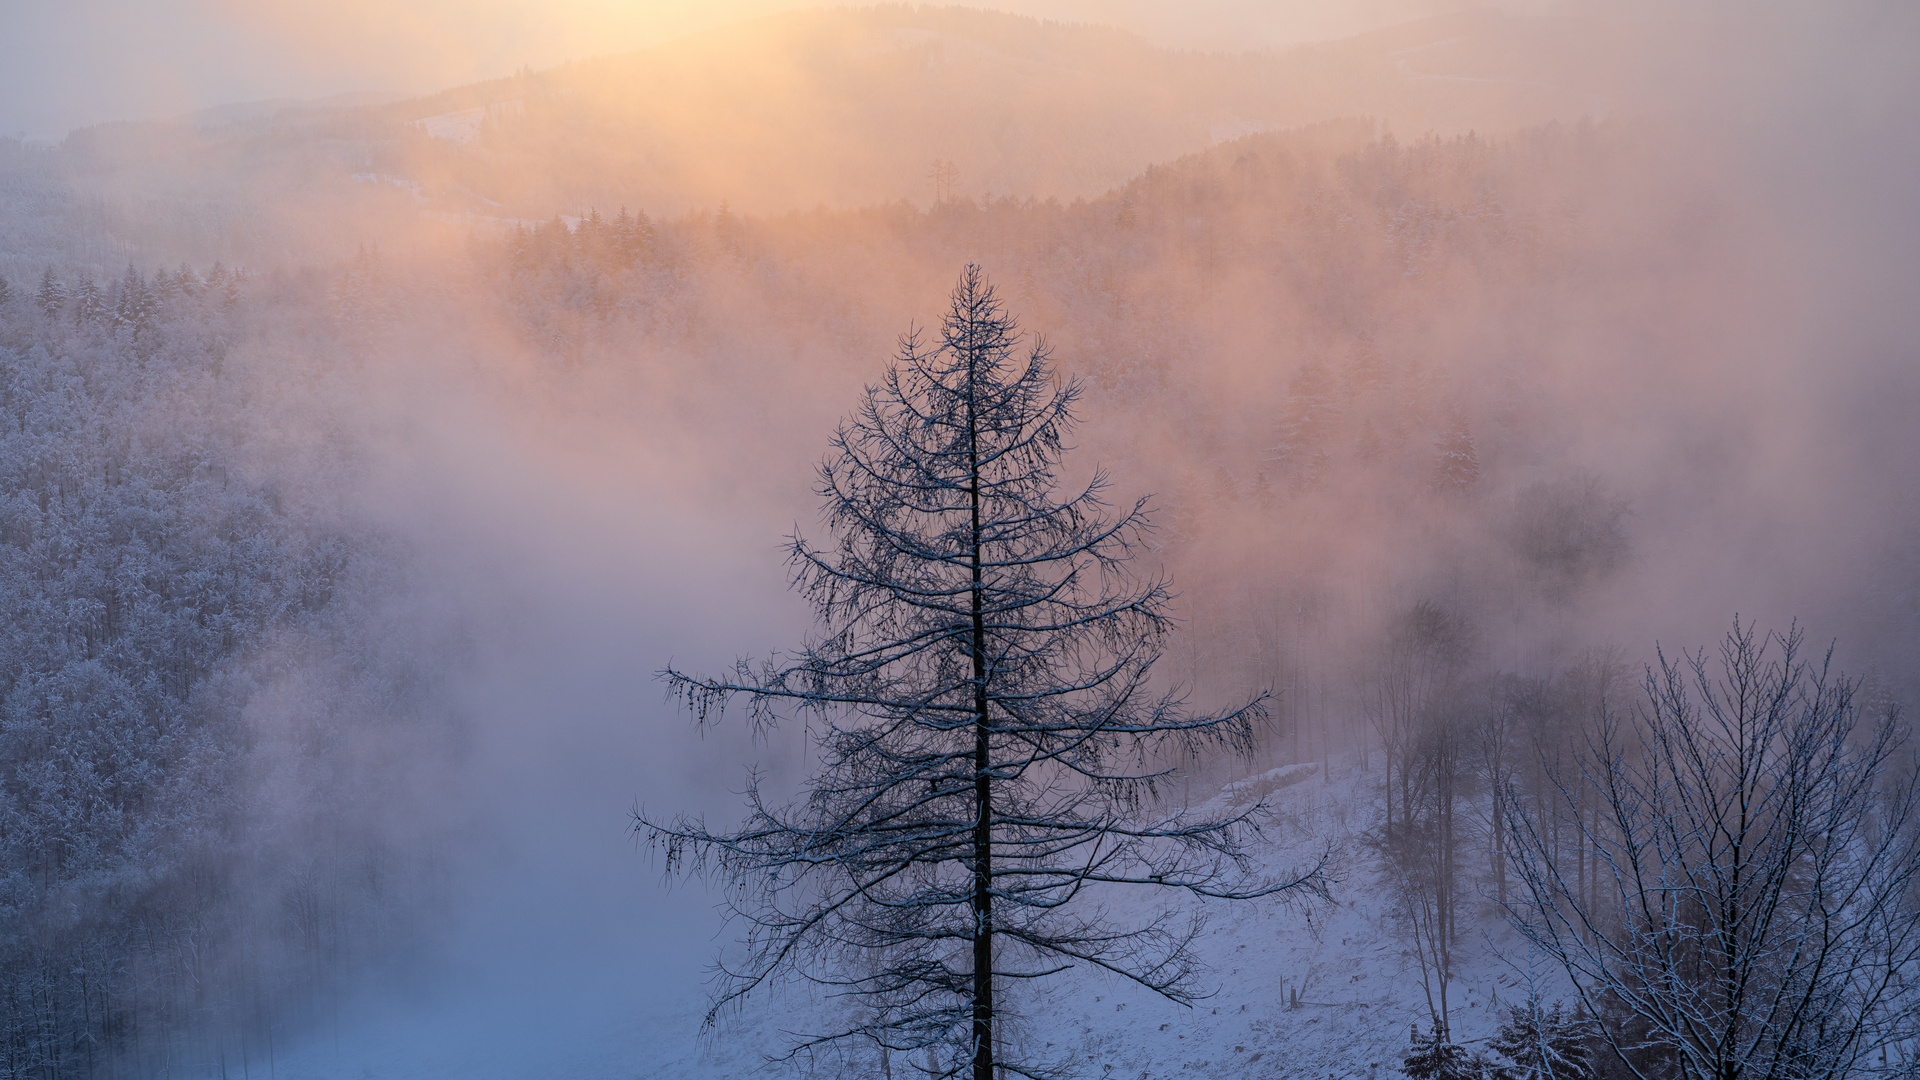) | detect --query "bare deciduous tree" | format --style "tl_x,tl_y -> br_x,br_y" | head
1380,682 -> 1482,1037
642,266 -> 1323,1080
1360,601 -> 1475,842
1505,622 -> 1920,1080
1364,603 -> 1479,1036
